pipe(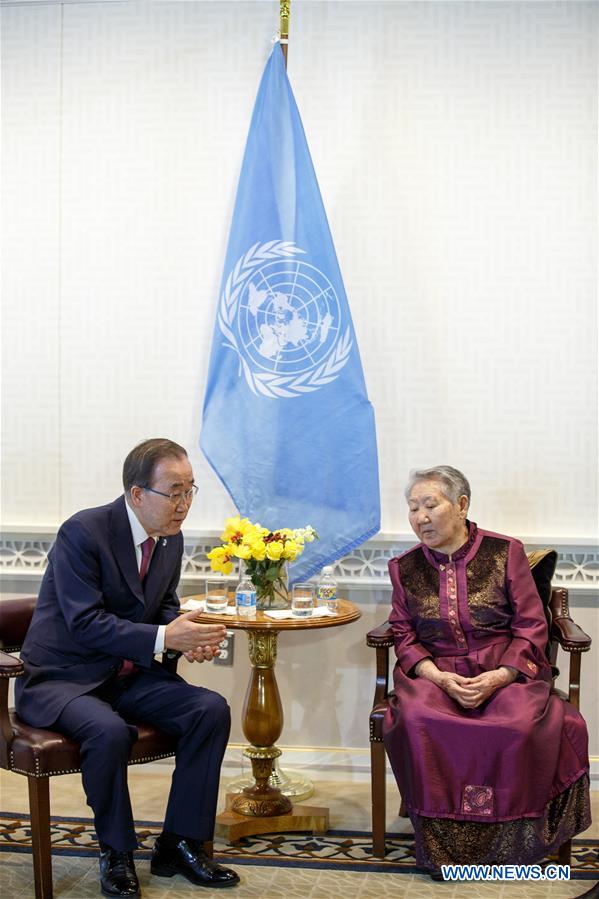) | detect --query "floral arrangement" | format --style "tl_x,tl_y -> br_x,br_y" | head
207,516 -> 318,609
